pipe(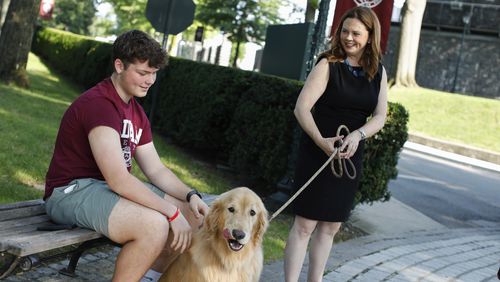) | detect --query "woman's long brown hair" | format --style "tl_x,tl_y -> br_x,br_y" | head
319,6 -> 382,81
